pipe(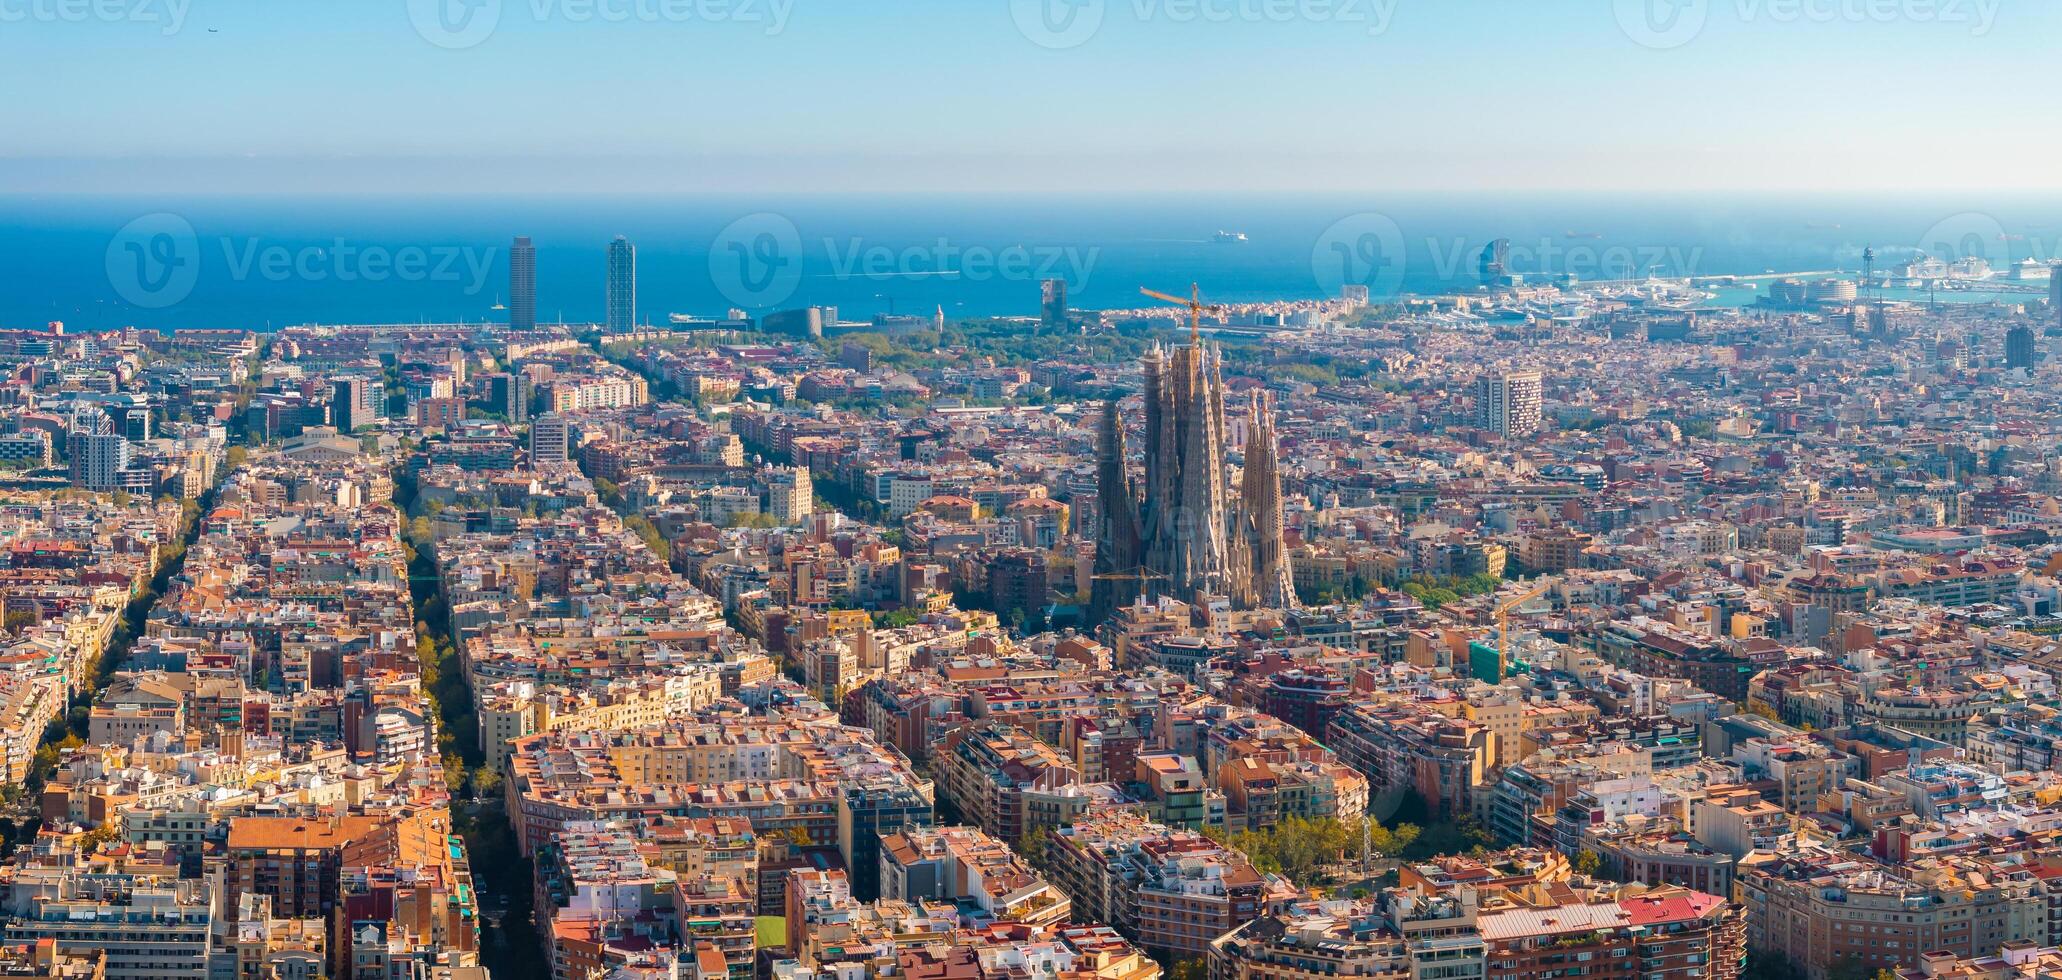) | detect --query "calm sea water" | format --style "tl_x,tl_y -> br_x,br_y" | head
7,193 -> 2062,332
